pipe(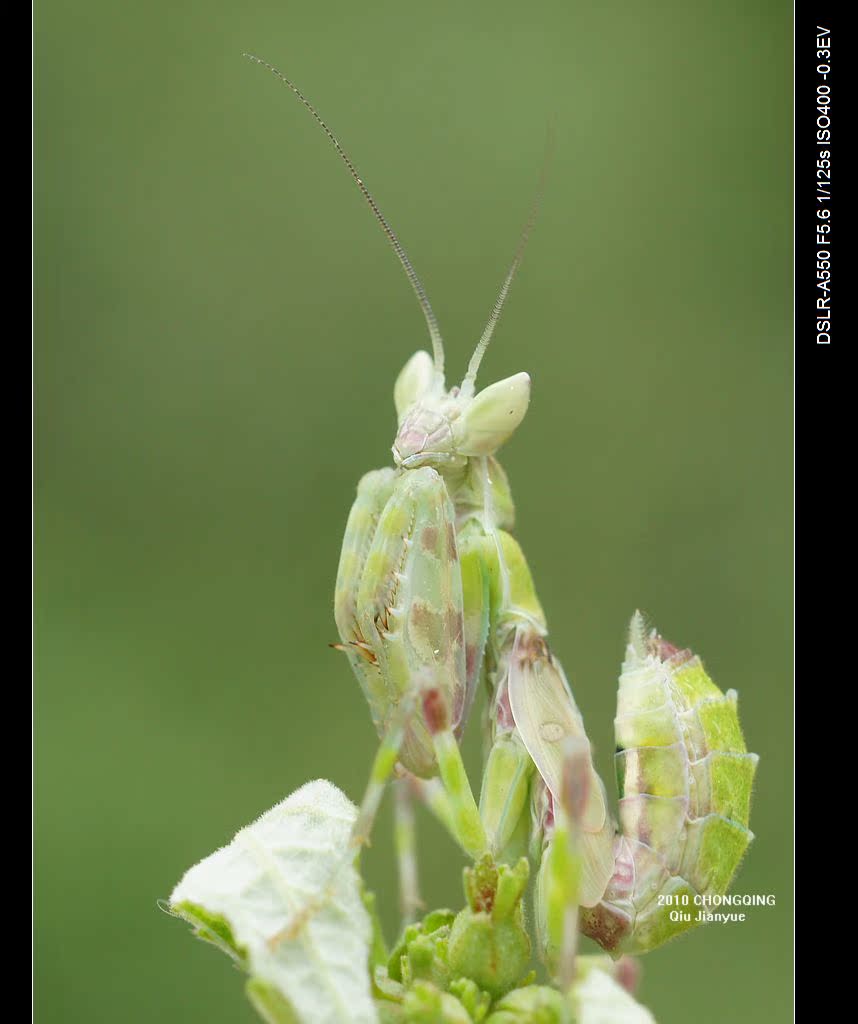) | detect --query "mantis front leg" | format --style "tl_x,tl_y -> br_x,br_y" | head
334,466 -> 487,859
